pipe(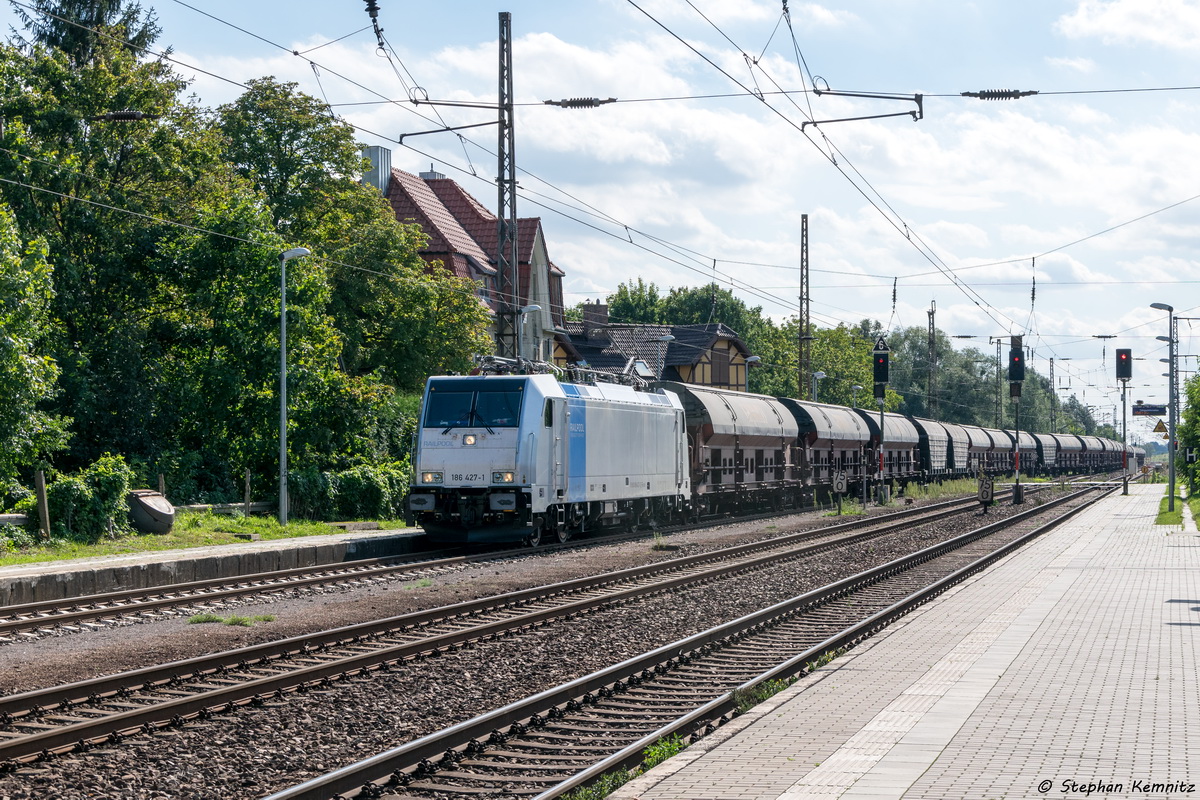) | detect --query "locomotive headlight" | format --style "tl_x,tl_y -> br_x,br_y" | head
420,471 -> 444,484
493,471 -> 515,483
463,434 -> 477,446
